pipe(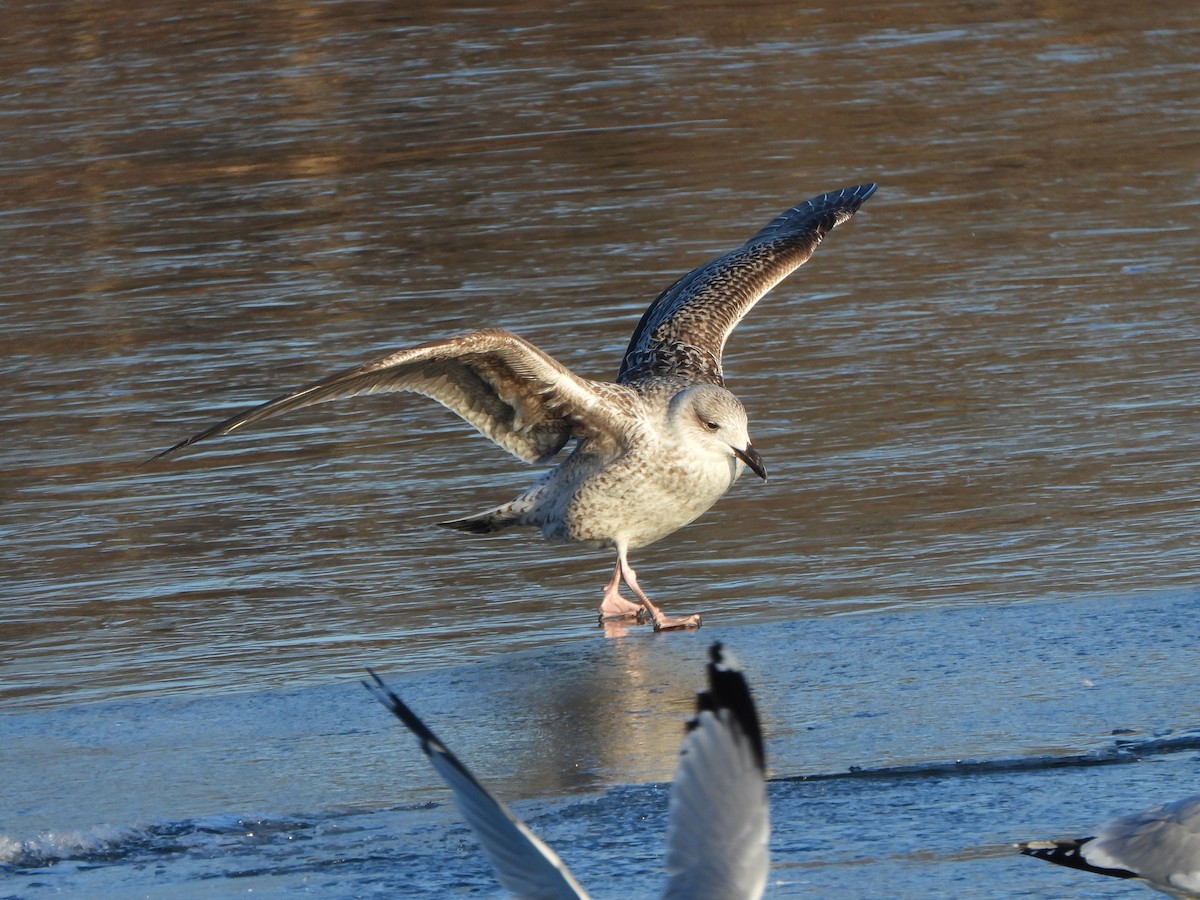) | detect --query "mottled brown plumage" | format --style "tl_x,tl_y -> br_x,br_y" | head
619,183 -> 877,385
